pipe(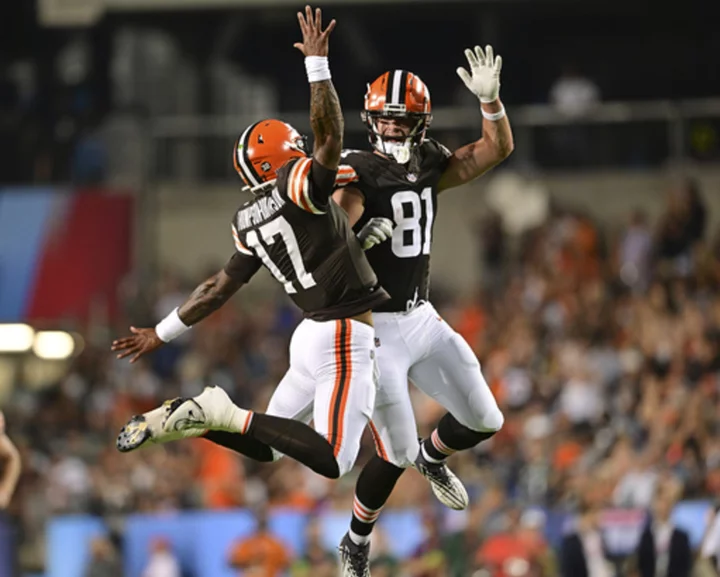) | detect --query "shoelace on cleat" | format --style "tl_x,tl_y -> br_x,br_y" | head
341,543 -> 370,577
419,461 -> 451,483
